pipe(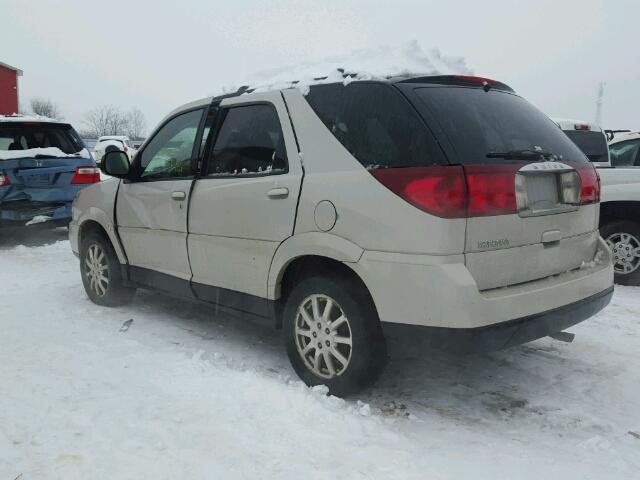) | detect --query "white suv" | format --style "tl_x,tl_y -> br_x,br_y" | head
69,75 -> 614,395
93,135 -> 136,164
